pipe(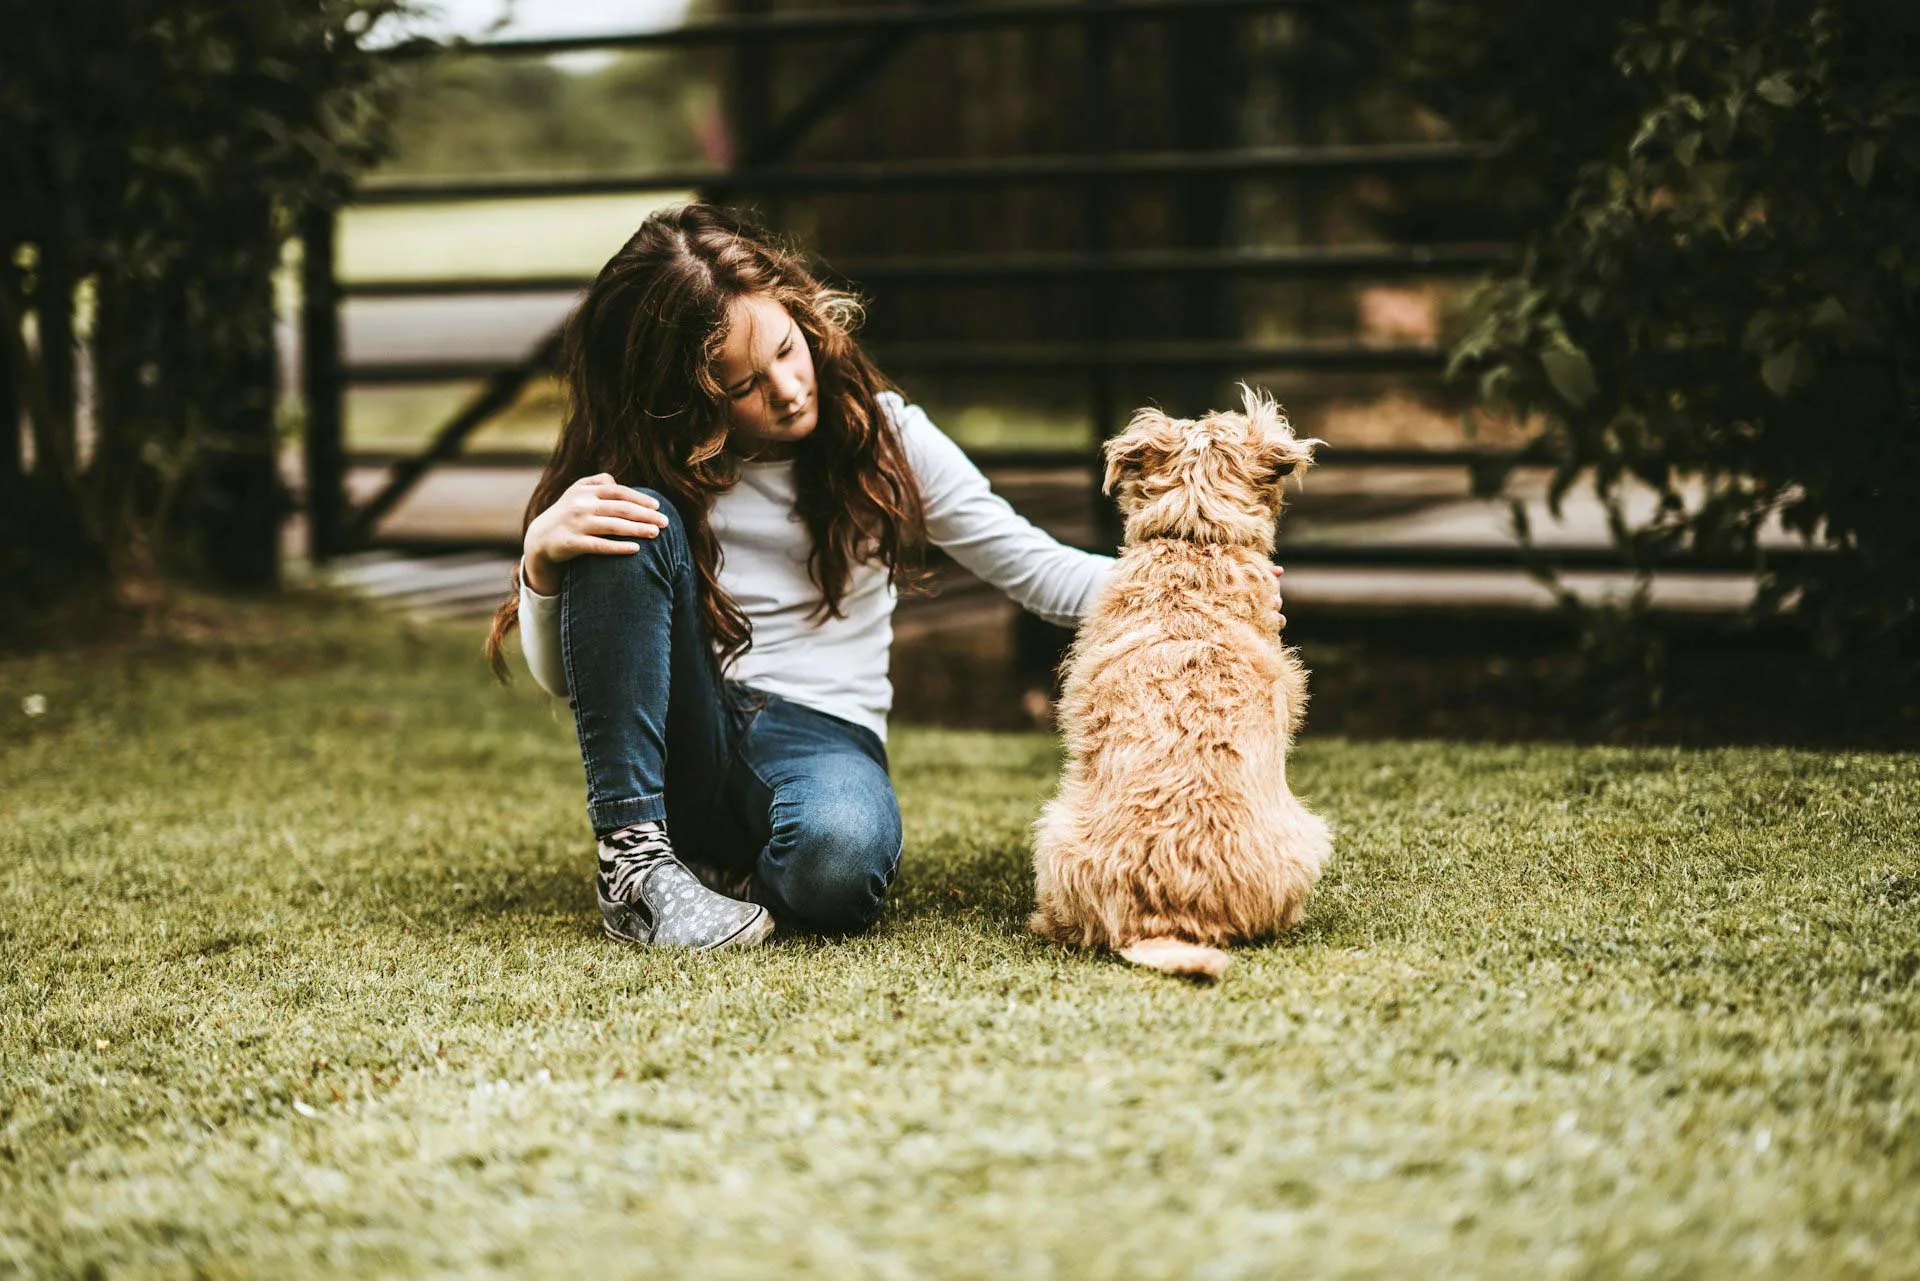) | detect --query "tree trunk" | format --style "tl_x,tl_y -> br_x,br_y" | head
191,240 -> 283,589
0,234 -> 109,613
89,195 -> 285,589
178,195 -> 284,589
28,236 -> 78,488
0,254 -> 18,493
